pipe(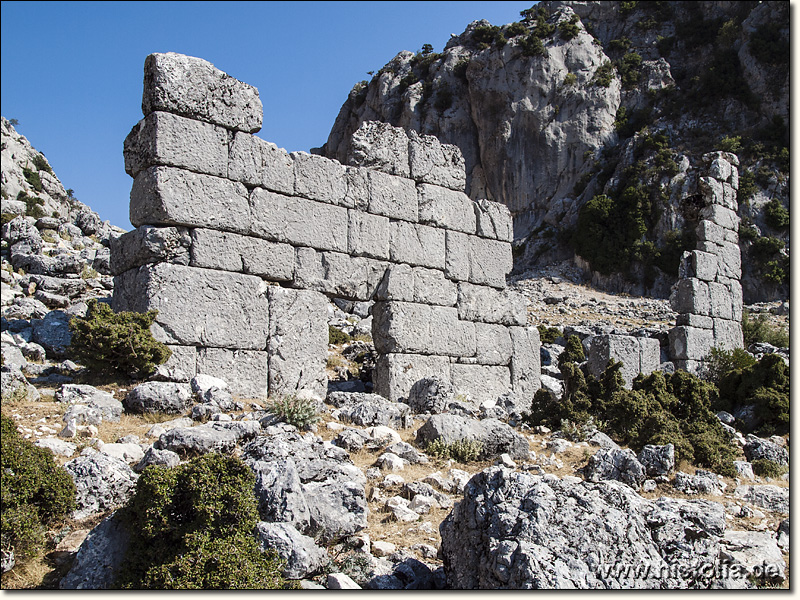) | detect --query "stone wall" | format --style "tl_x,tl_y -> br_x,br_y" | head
669,151 -> 744,373
112,53 -> 540,406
